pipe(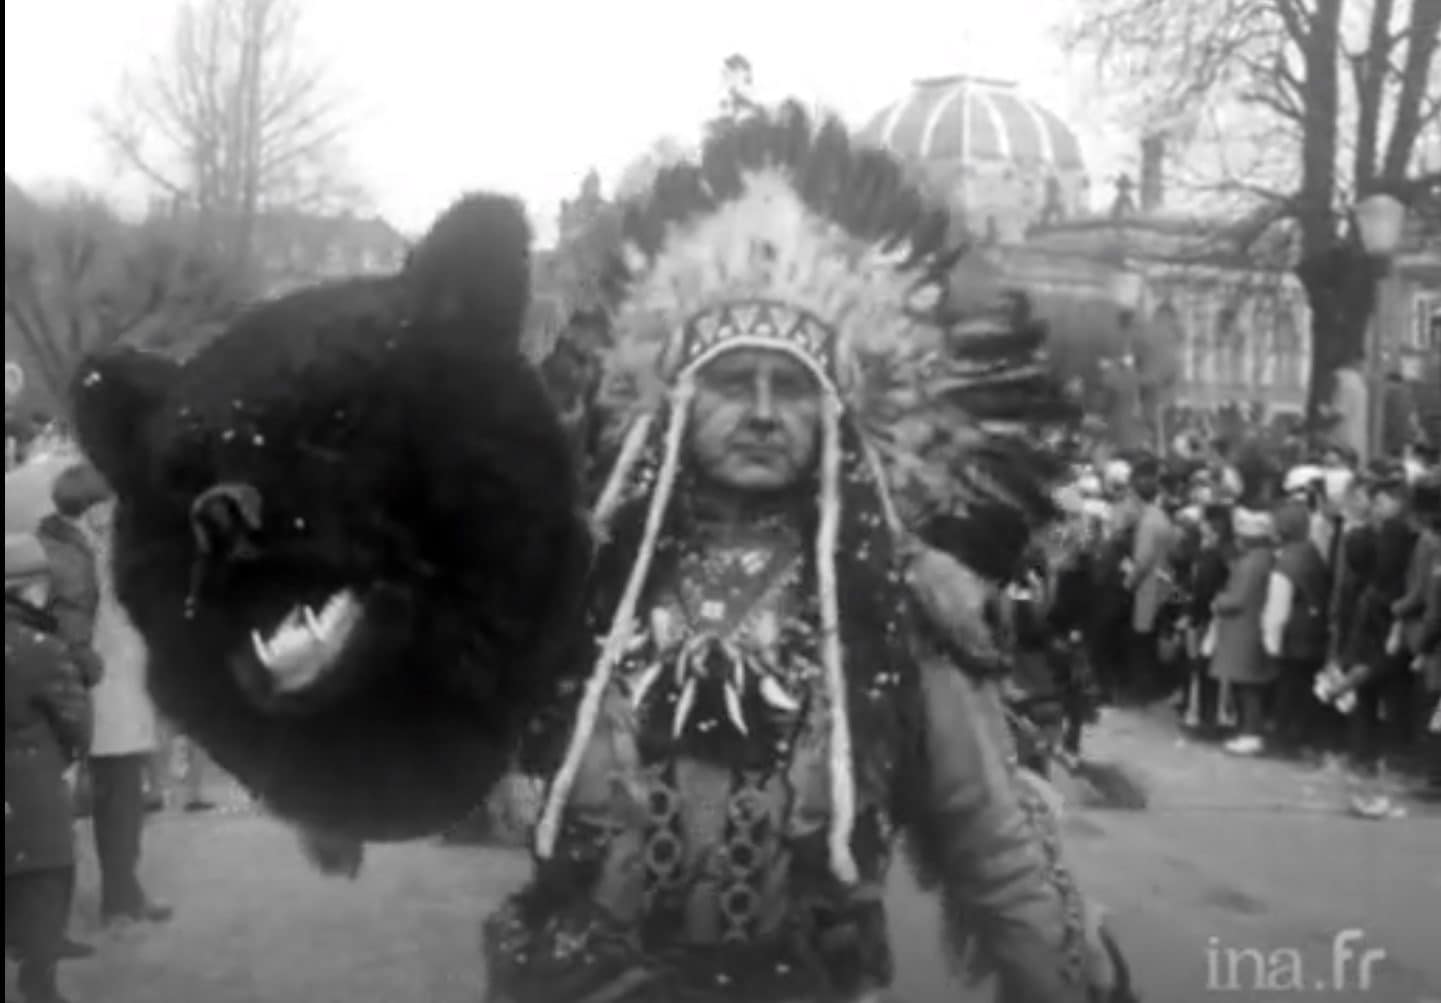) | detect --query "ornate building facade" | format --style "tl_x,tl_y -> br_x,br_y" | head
858,76 -> 1314,432
858,75 -> 1088,244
